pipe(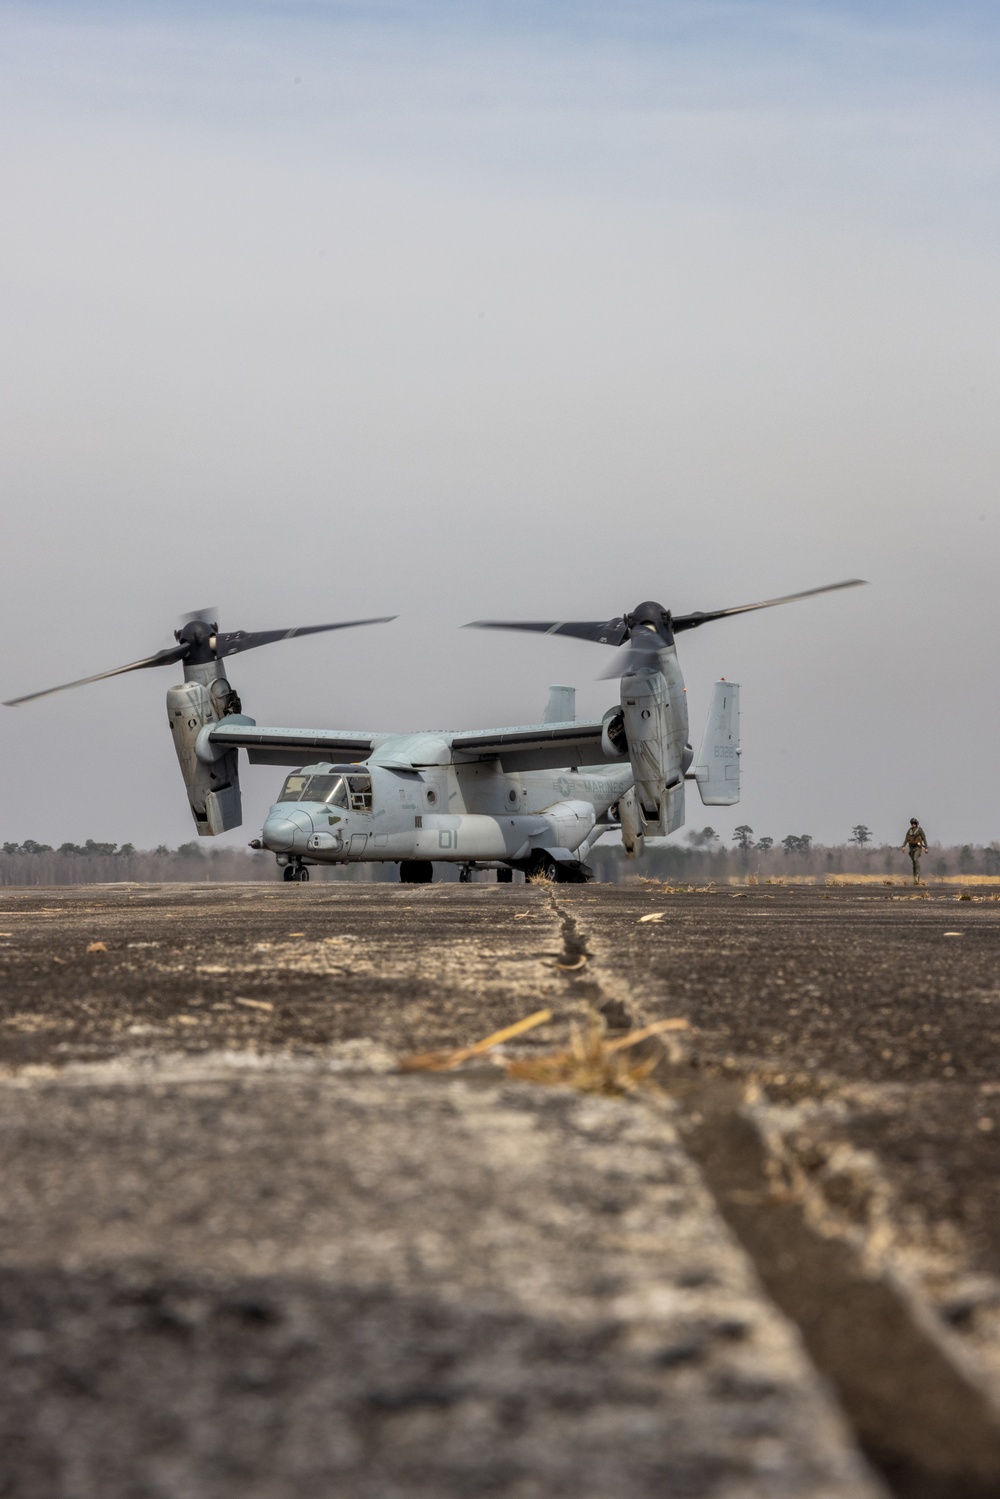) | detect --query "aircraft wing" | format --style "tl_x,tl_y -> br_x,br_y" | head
206,721 -> 380,767
450,719 -> 626,773
206,717 -> 627,773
